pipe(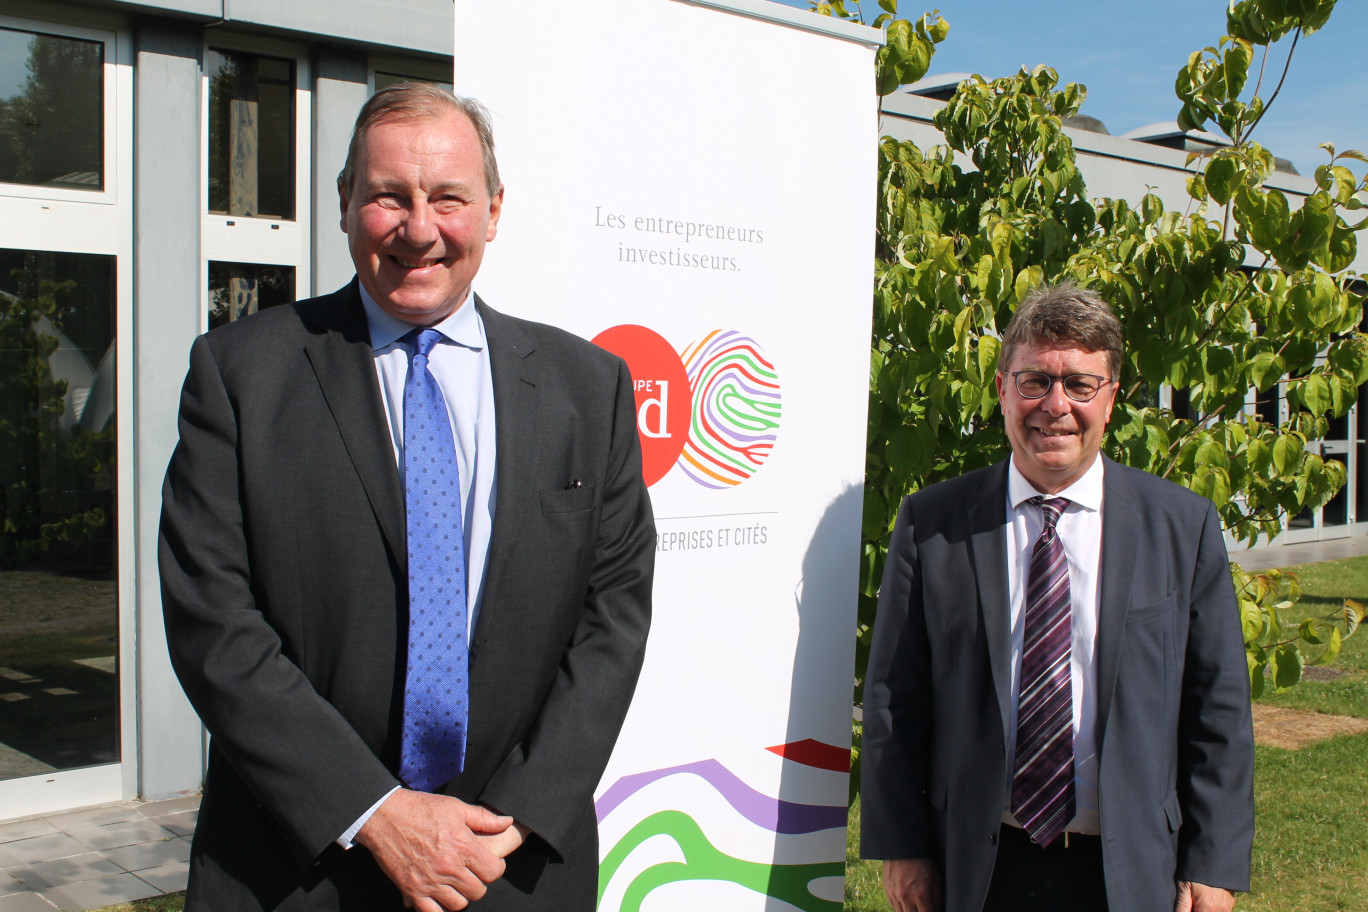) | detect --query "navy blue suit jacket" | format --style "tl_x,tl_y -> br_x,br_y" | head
861,457 -> 1253,912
